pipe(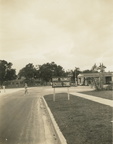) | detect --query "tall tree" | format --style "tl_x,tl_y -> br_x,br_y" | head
0,60 -> 16,85
5,69 -> 17,81
98,63 -> 106,72
74,67 -> 80,78
74,67 -> 81,85
39,62 -> 65,83
91,63 -> 98,72
18,63 -> 37,80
